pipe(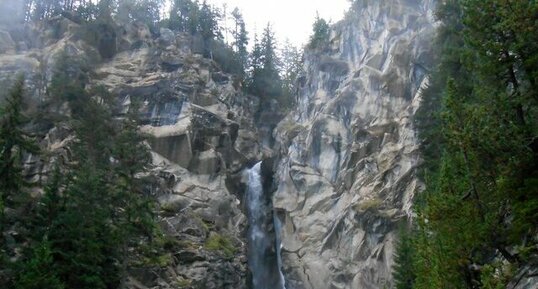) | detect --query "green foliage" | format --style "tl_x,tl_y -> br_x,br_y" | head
117,0 -> 164,29
480,263 -> 512,289
398,0 -> 538,288
46,50 -> 90,115
0,77 -> 40,263
205,233 -> 236,258
231,7 -> 249,75
0,76 -> 39,287
393,228 -> 416,289
212,41 -> 245,76
0,76 -> 39,205
14,239 -> 64,289
1,55 -> 158,289
308,13 -> 330,50
247,24 -> 288,107
281,40 -> 303,107
169,0 -> 199,32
